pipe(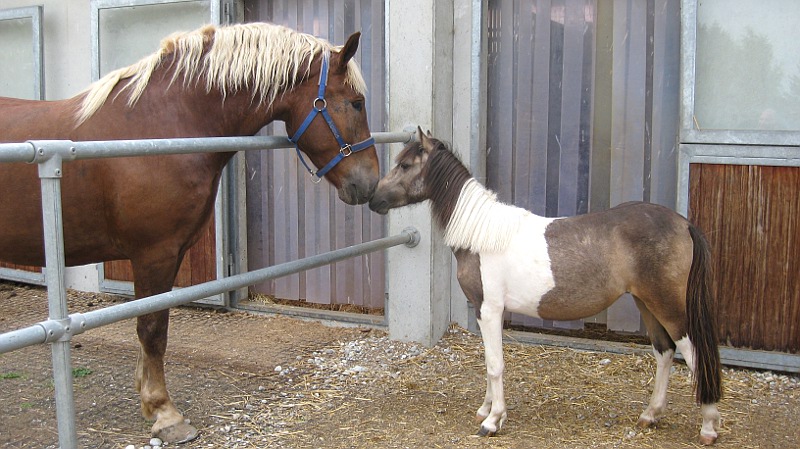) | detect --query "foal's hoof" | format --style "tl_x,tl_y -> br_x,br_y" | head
155,421 -> 200,444
636,417 -> 657,428
476,426 -> 497,437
